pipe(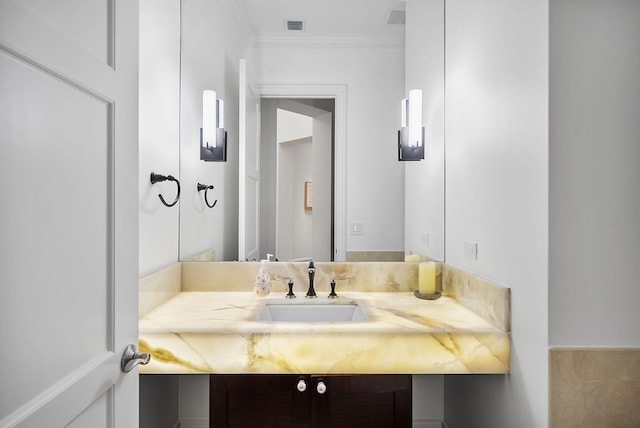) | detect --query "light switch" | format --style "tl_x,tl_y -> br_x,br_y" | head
350,222 -> 364,235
